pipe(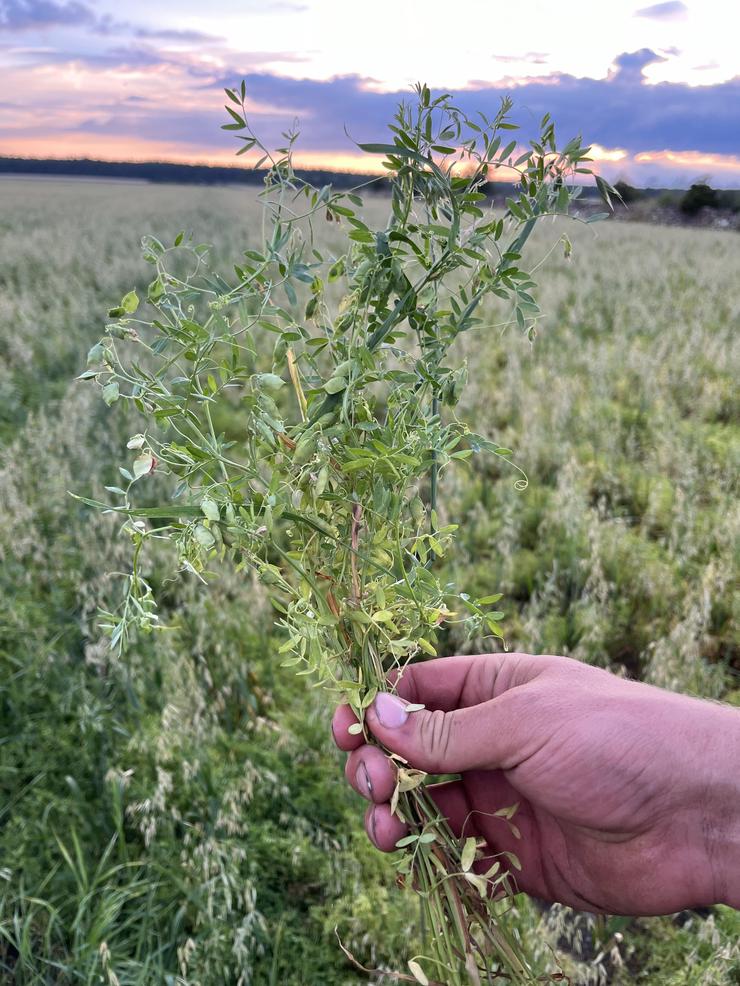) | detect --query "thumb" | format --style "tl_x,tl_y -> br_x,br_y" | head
365,690 -> 524,774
